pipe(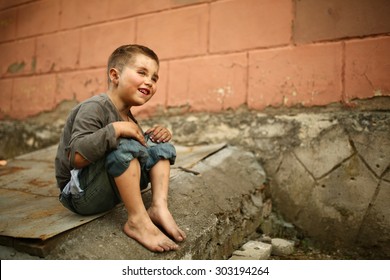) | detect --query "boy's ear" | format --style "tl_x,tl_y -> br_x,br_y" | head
109,68 -> 120,84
